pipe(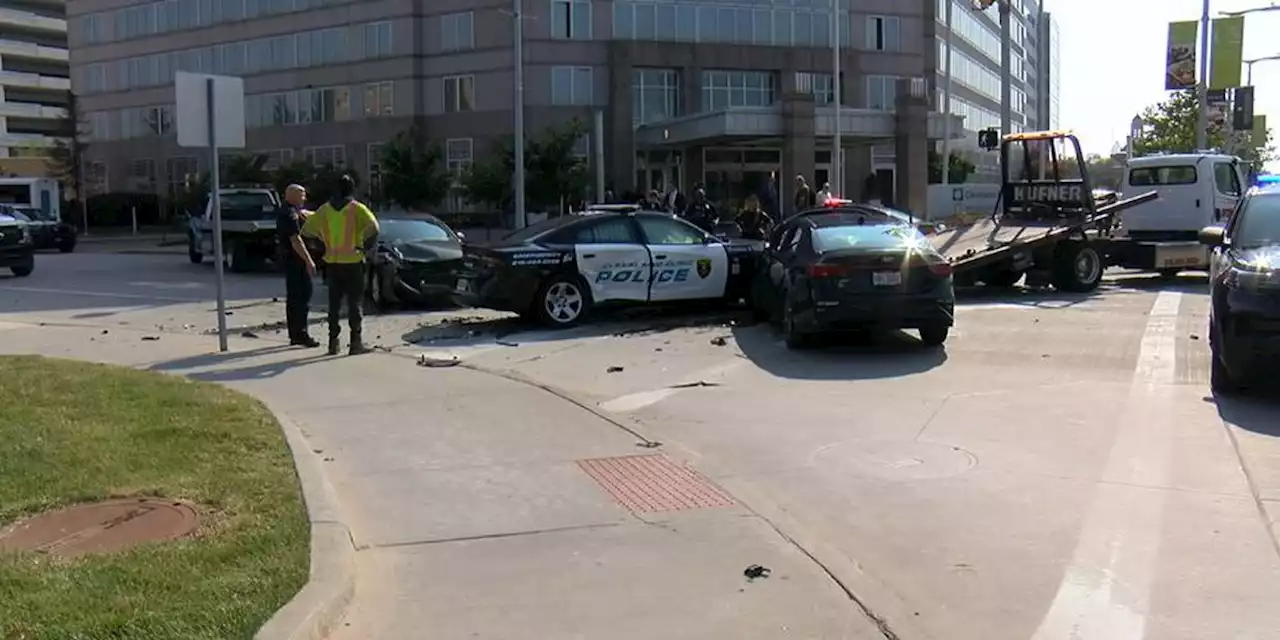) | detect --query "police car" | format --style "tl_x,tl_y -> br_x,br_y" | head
453,210 -> 759,327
